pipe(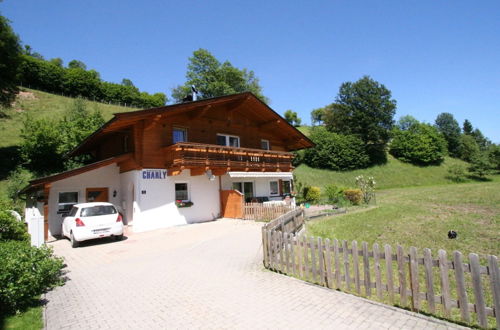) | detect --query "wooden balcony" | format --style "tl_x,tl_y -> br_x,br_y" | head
164,142 -> 294,173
